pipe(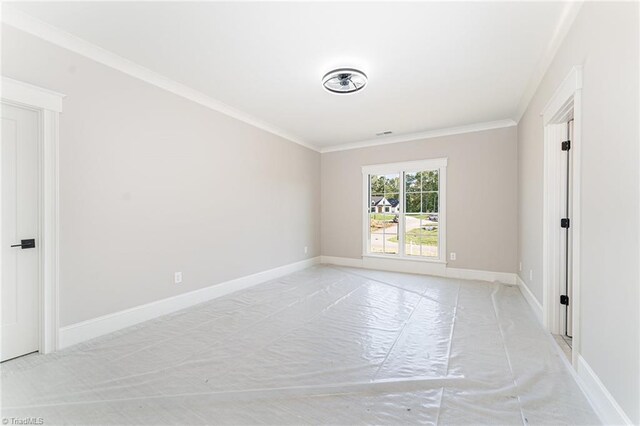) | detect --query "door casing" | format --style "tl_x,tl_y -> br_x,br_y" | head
541,66 -> 582,367
1,77 -> 64,355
